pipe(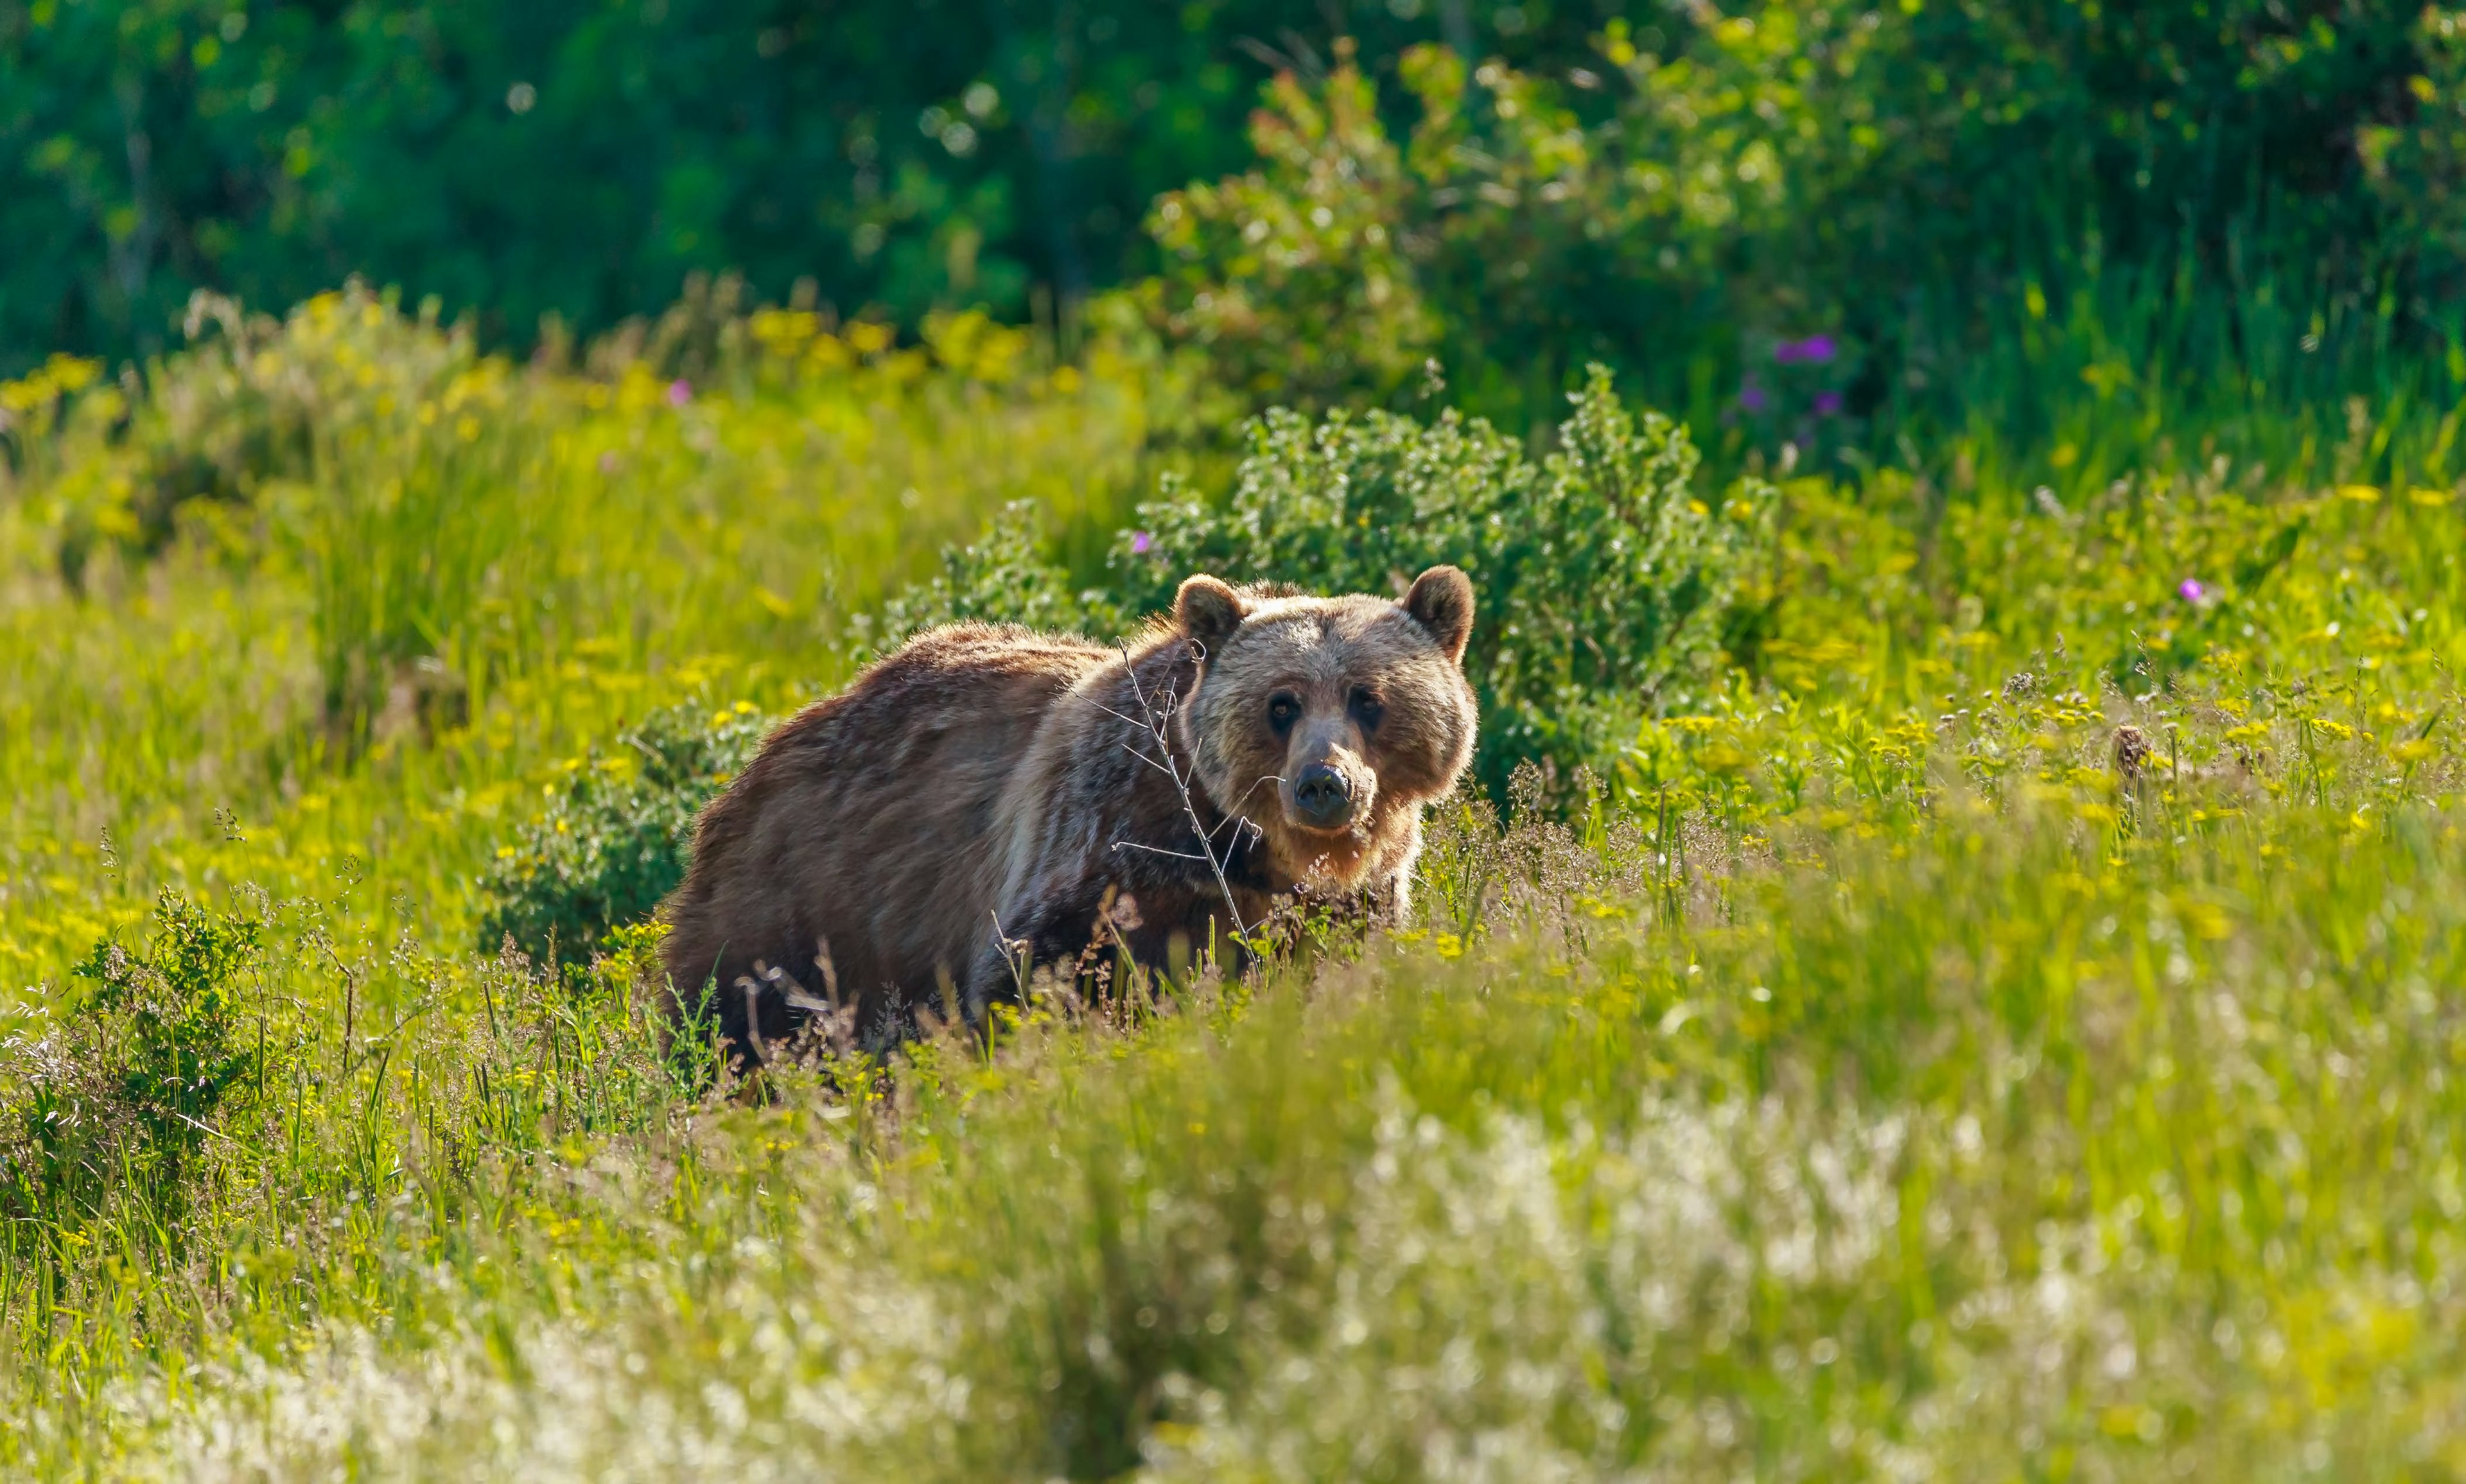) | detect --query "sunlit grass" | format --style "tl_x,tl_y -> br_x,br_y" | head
0,290 -> 1151,990
1,286 -> 2463,1479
